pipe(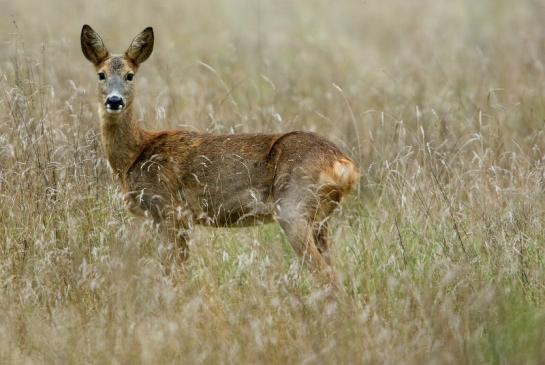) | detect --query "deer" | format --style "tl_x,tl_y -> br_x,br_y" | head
80,24 -> 358,286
